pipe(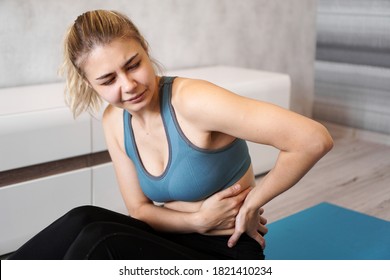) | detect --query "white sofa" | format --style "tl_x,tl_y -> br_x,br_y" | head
0,66 -> 290,255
